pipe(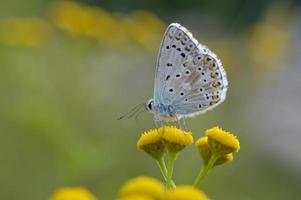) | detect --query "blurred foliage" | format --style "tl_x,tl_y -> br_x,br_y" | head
0,0 -> 300,200
85,0 -> 298,29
